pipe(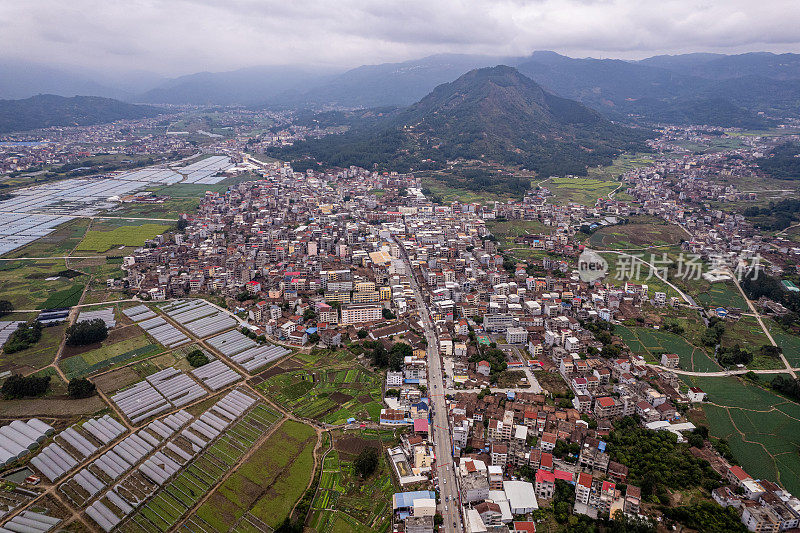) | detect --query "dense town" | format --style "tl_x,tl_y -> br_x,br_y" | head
1,112 -> 800,533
